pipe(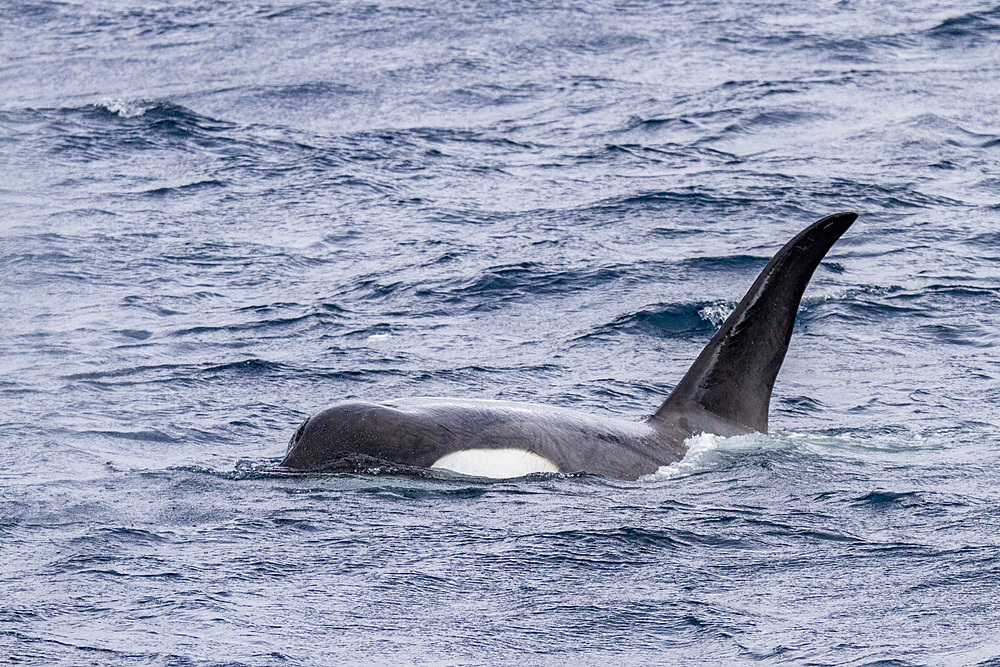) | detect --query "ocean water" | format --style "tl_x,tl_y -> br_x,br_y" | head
3,0 -> 1000,664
